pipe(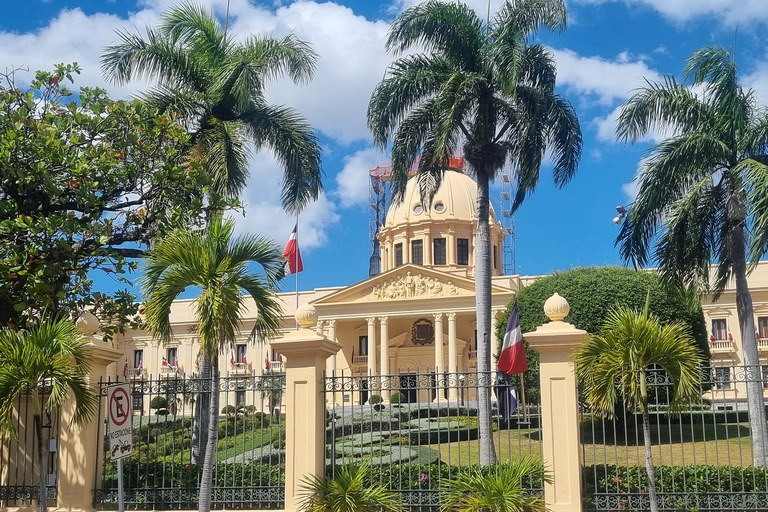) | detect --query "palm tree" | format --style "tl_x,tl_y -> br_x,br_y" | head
616,45 -> 768,466
102,2 -> 323,463
440,455 -> 551,512
101,1 -> 322,209
299,461 -> 402,512
367,0 -> 581,464
141,216 -> 284,512
574,304 -> 702,512
0,317 -> 97,512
